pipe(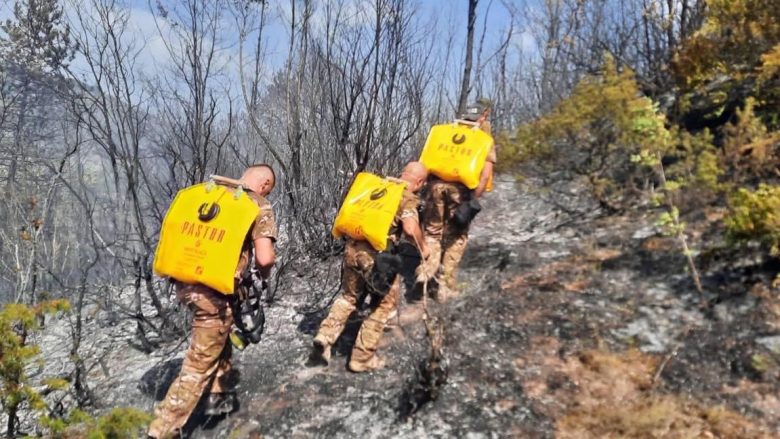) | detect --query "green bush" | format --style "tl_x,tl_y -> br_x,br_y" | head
500,55 -> 717,210
725,184 -> 780,254
0,300 -> 69,437
721,99 -> 780,184
0,300 -> 151,438
674,0 -> 780,127
42,407 -> 152,438
88,407 -> 152,439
